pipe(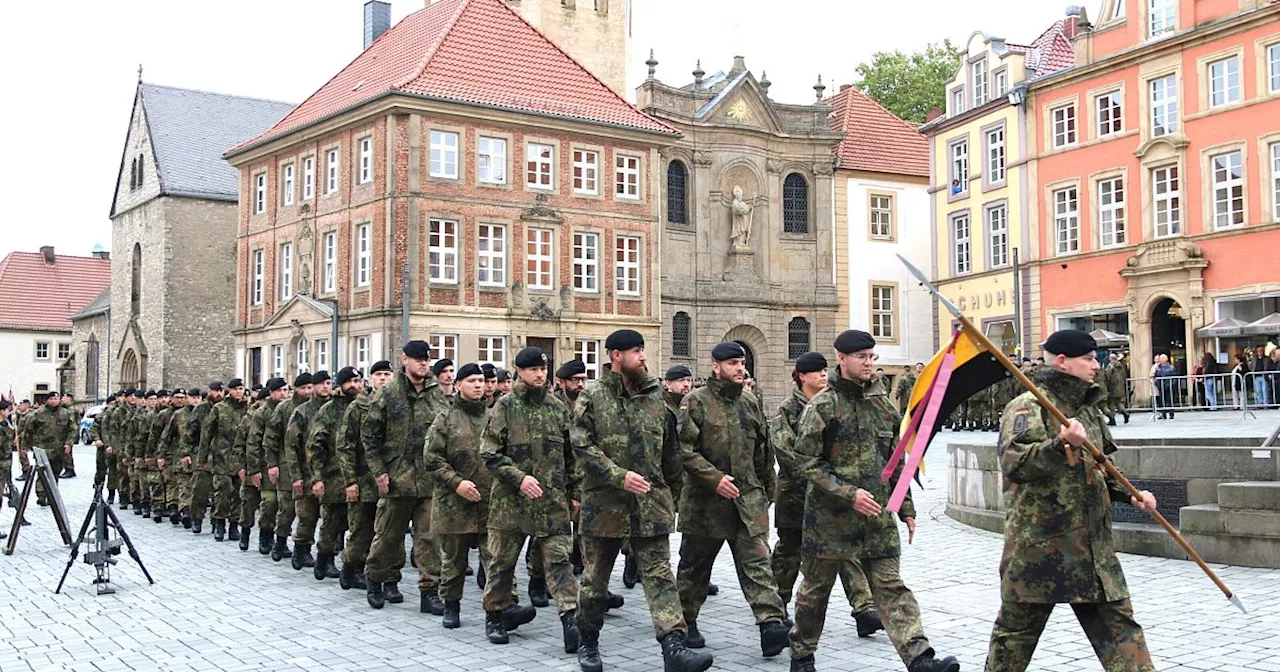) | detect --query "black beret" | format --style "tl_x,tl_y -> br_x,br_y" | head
481,363 -> 497,379
266,377 -> 288,392
795,352 -> 828,374
189,388 -> 204,398
228,378 -> 245,389
370,360 -> 393,375
208,381 -> 225,392
157,389 -> 171,397
496,368 -> 513,382
0,400 -> 11,411
712,342 -> 747,362
1043,329 -> 1097,357
556,359 -> 587,379
403,340 -> 431,360
664,365 -> 693,381
335,366 -> 360,386
457,363 -> 484,381
251,383 -> 263,392
513,347 -> 548,369
432,359 -> 454,376
132,391 -> 144,399
145,390 -> 158,398
21,398 -> 31,404
604,329 -> 644,352
311,370 -> 332,384
834,330 -> 876,354
257,388 -> 270,400
174,388 -> 190,397
293,373 -> 313,387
